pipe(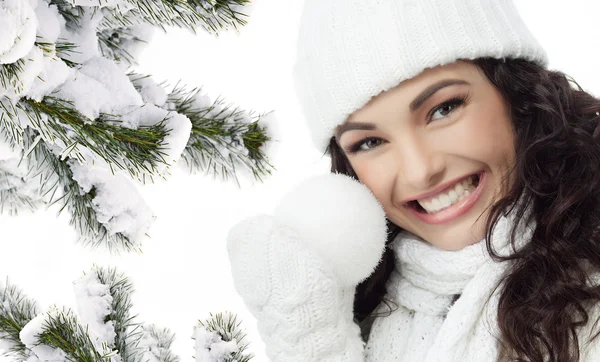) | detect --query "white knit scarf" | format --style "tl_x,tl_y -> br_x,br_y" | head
365,212 -> 535,361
